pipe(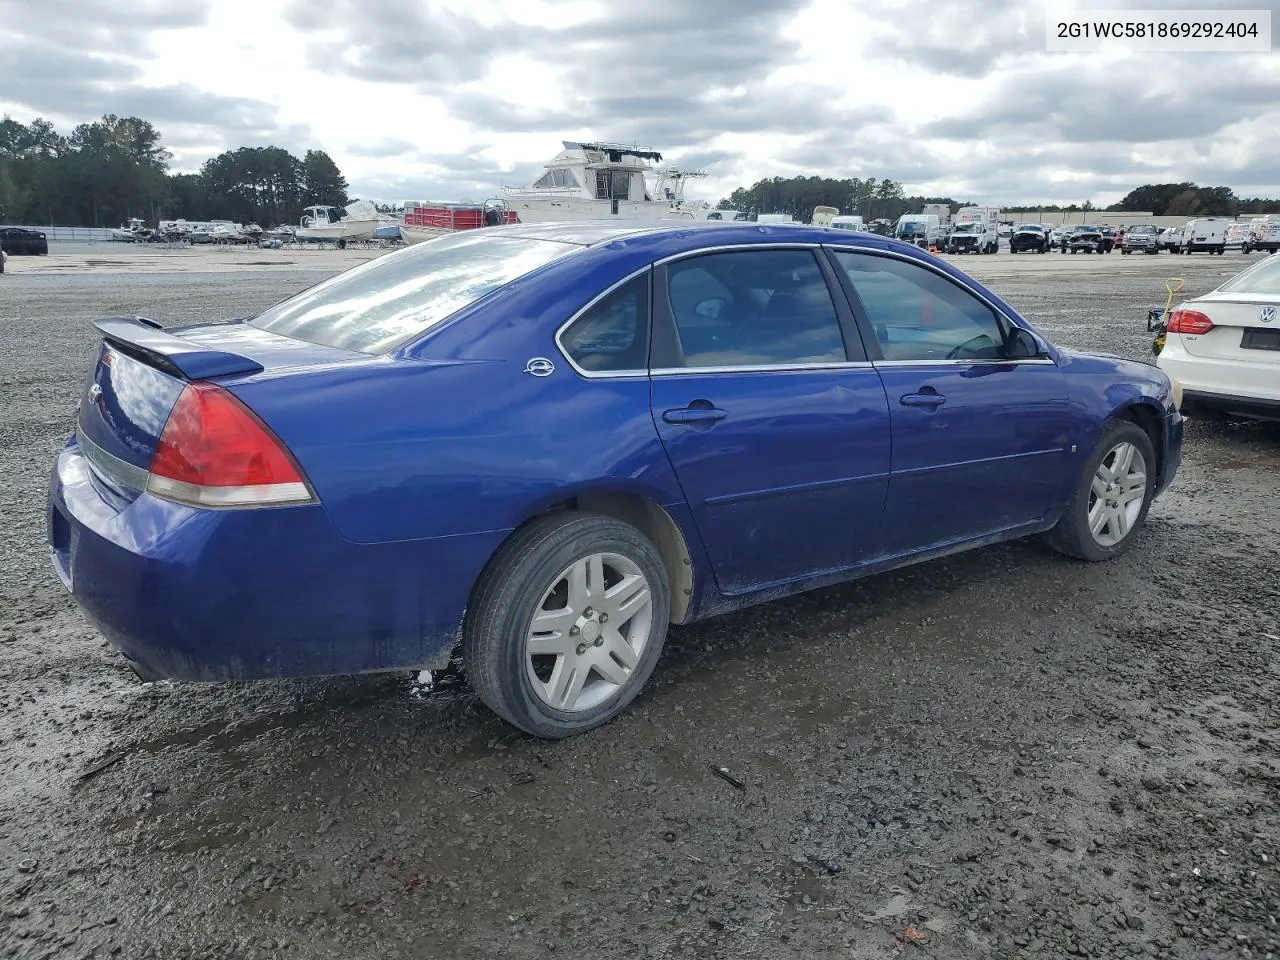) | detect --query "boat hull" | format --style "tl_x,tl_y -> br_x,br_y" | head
295,219 -> 378,242
503,198 -> 699,224
399,225 -> 451,245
